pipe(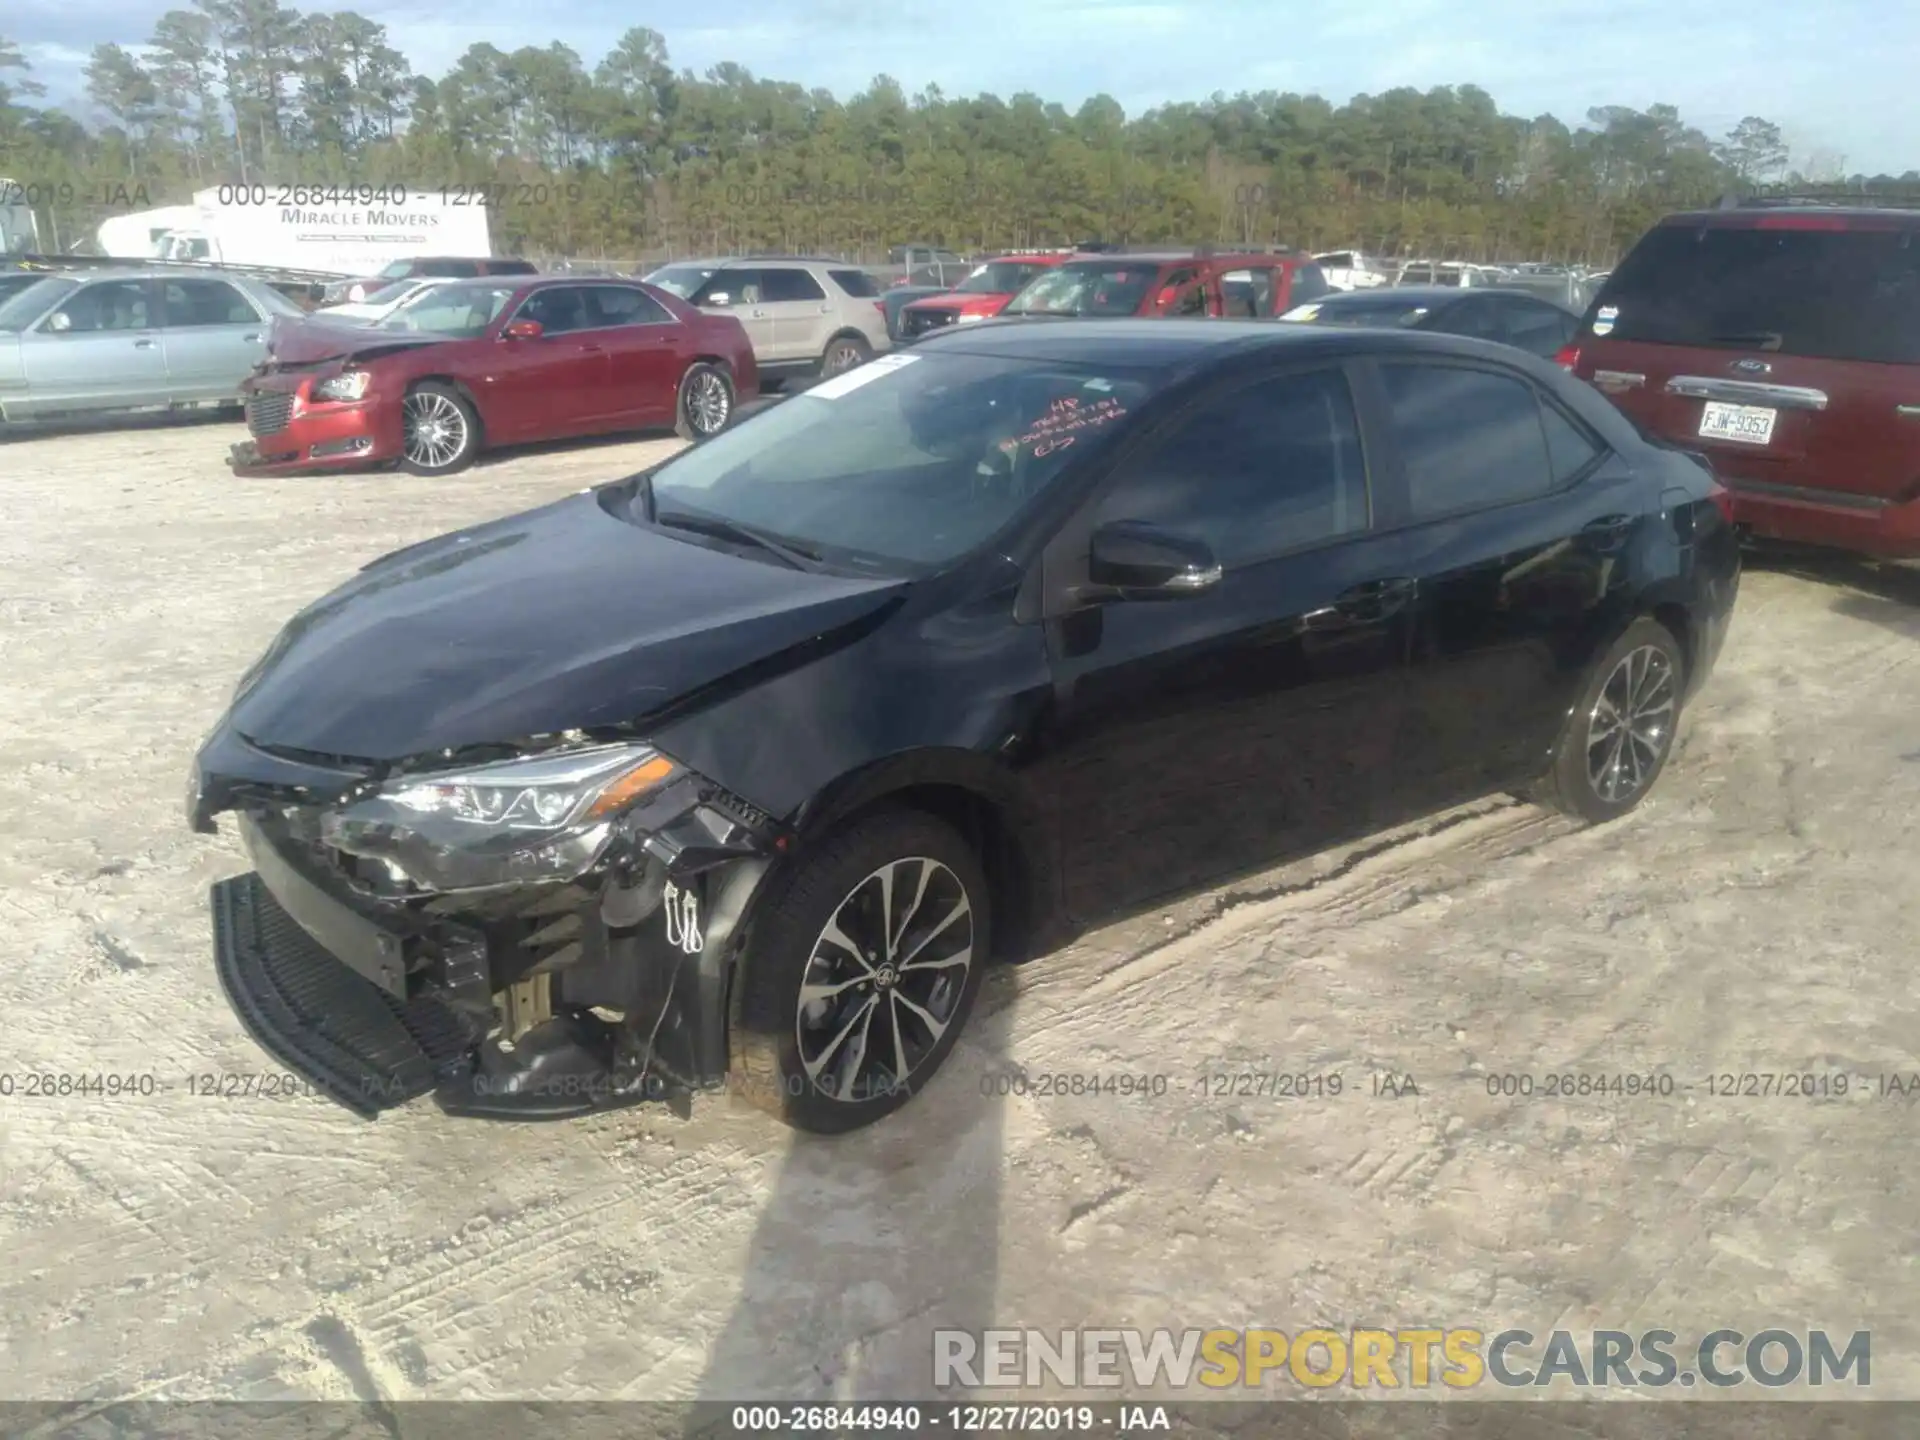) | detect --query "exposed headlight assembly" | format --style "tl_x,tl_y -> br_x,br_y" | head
312,370 -> 372,403
320,743 -> 682,893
